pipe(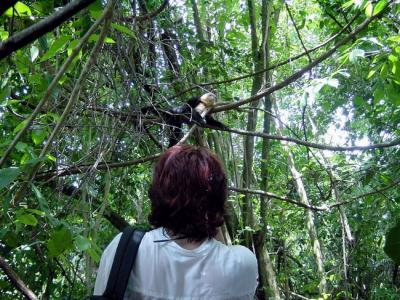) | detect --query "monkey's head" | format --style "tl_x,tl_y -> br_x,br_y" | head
199,93 -> 217,108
